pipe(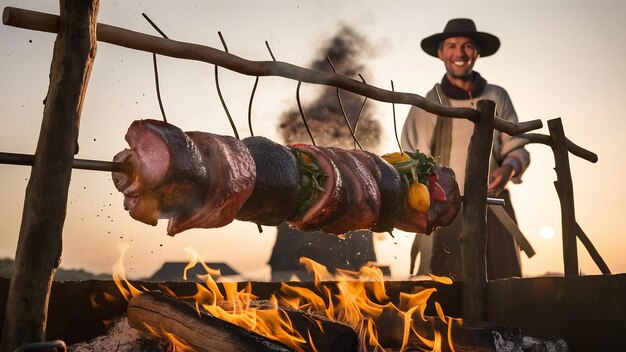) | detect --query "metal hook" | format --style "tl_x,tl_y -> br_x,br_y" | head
215,31 -> 239,140
352,73 -> 368,150
247,41 -> 277,138
296,81 -> 316,146
326,57 -> 363,151
141,13 -> 169,122
391,80 -> 403,153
